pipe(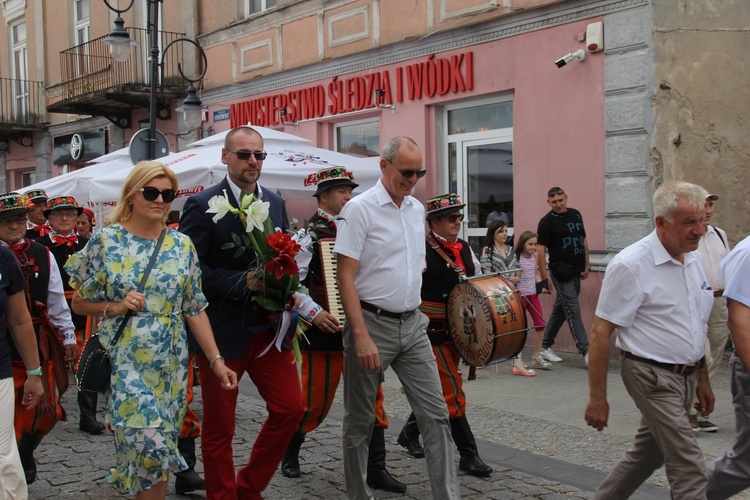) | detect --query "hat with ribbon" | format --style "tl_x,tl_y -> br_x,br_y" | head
425,193 -> 465,220
43,195 -> 84,219
0,192 -> 34,220
313,166 -> 359,197
23,189 -> 48,203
